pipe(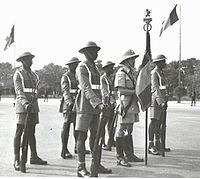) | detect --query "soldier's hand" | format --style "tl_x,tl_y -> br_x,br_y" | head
161,103 -> 168,109
97,103 -> 105,112
25,103 -> 33,112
